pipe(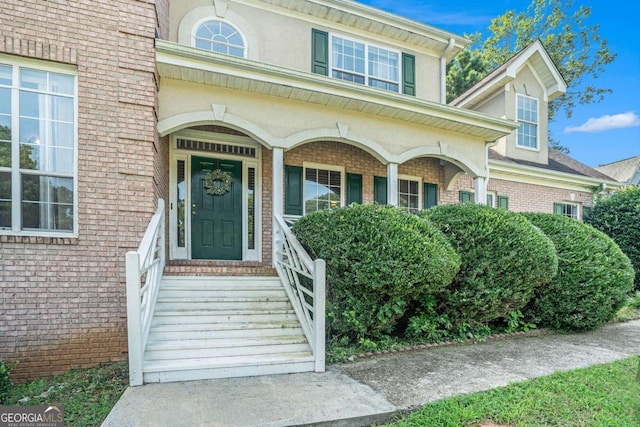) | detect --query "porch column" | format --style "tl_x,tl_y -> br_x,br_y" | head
474,176 -> 487,205
272,147 -> 284,265
387,162 -> 399,207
